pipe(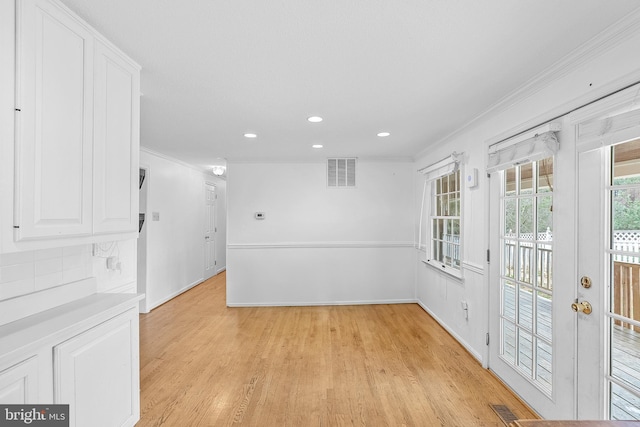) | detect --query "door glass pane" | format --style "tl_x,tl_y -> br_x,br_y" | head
537,339 -> 552,393
499,158 -> 553,395
537,157 -> 554,193
504,240 -> 516,278
610,383 -> 640,421
505,199 -> 516,236
538,194 -> 553,236
518,284 -> 533,331
609,138 -> 640,420
519,198 -> 534,236
538,244 -> 553,291
502,320 -> 516,365
505,167 -> 517,196
613,138 -> 640,186
520,163 -> 534,195
518,329 -> 533,375
519,243 -> 533,284
503,280 -> 516,320
536,290 -> 552,341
